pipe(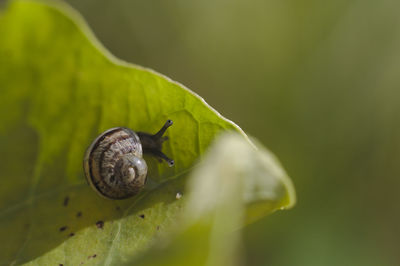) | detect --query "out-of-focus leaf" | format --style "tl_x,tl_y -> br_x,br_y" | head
123,133 -> 295,266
